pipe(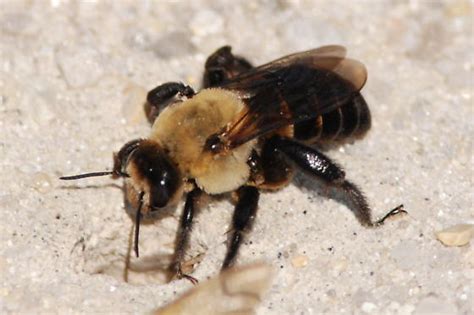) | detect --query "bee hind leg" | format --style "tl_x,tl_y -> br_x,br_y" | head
222,186 -> 259,269
269,136 -> 406,227
146,82 -> 195,123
